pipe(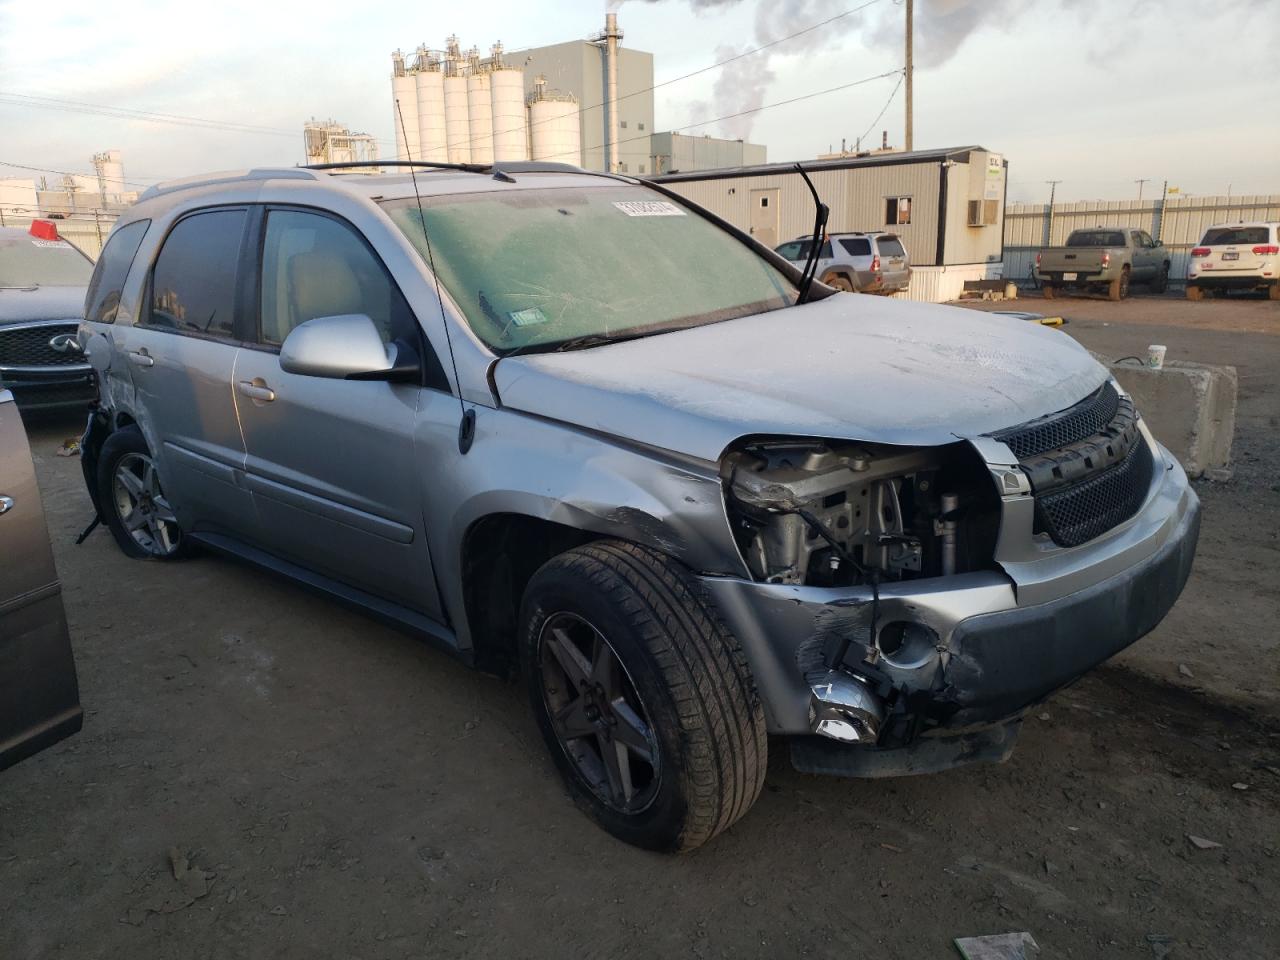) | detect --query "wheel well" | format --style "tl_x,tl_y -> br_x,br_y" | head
114,411 -> 137,430
461,514 -> 599,677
